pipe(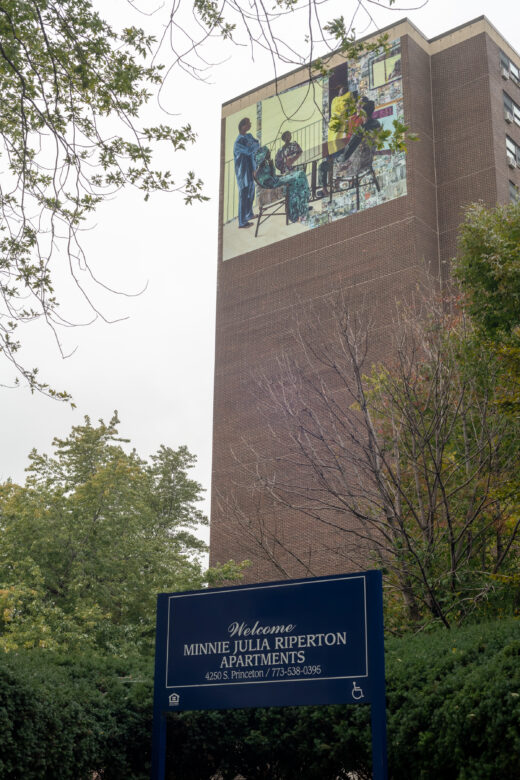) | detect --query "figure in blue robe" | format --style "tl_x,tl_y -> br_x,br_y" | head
234,118 -> 260,228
